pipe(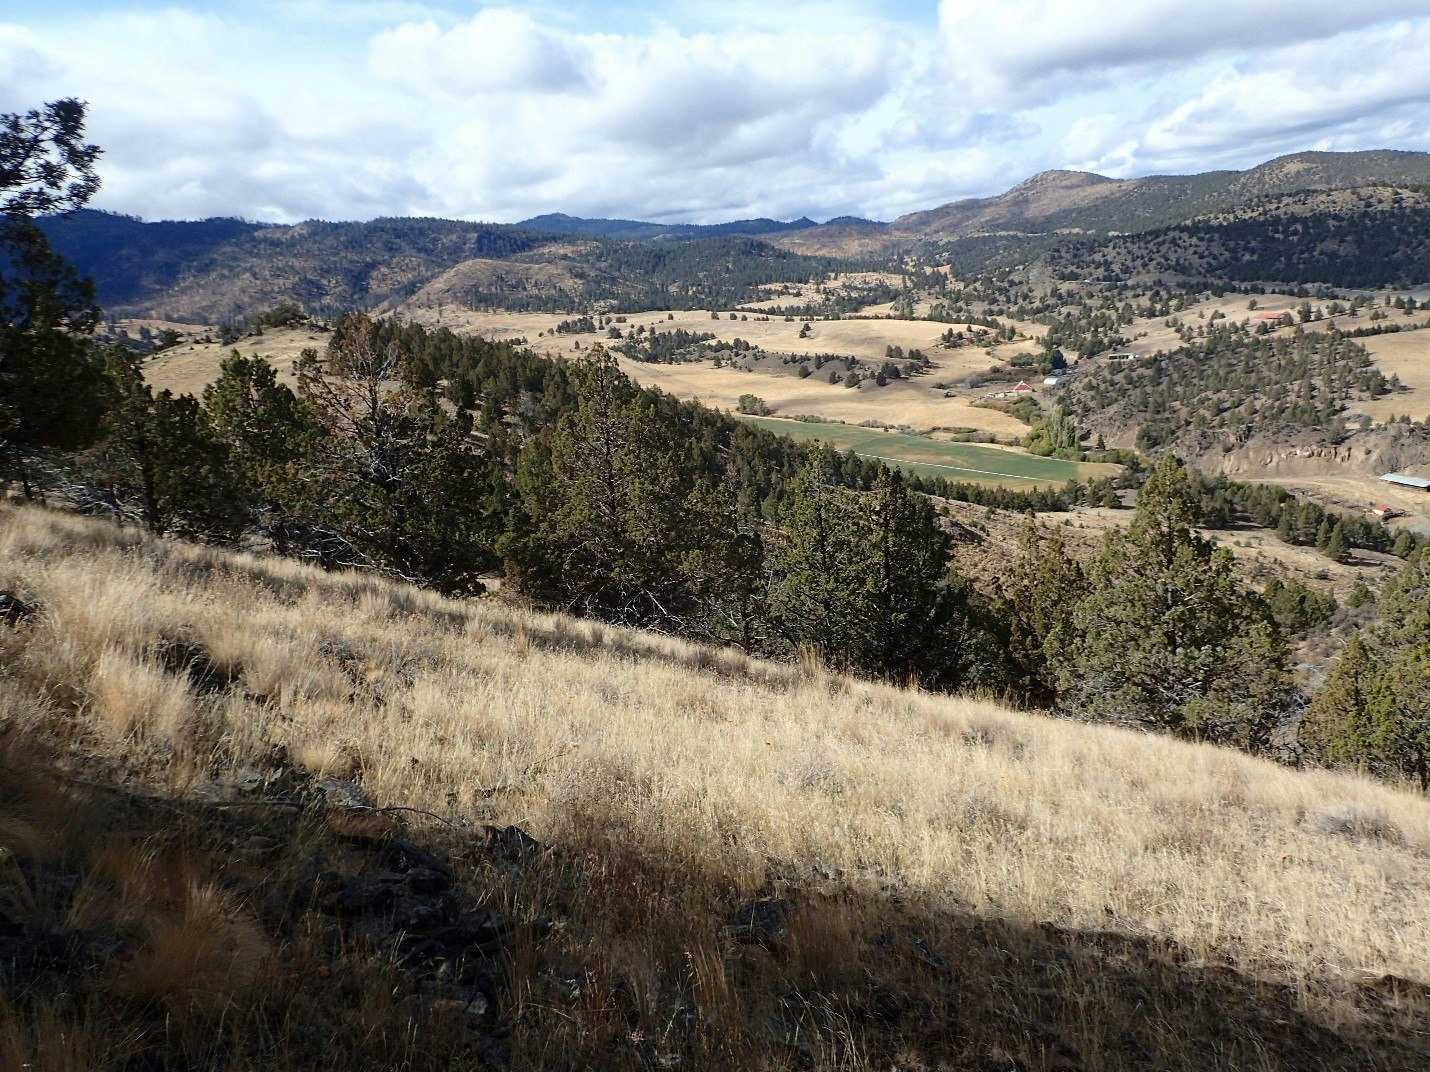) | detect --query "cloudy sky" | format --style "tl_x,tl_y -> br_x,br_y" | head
2,1 -> 1428,224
